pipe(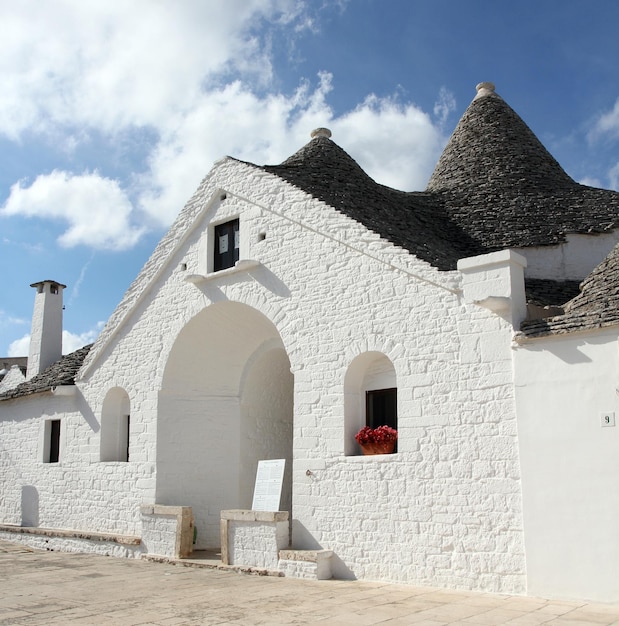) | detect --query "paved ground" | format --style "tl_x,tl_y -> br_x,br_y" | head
1,540 -> 618,626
